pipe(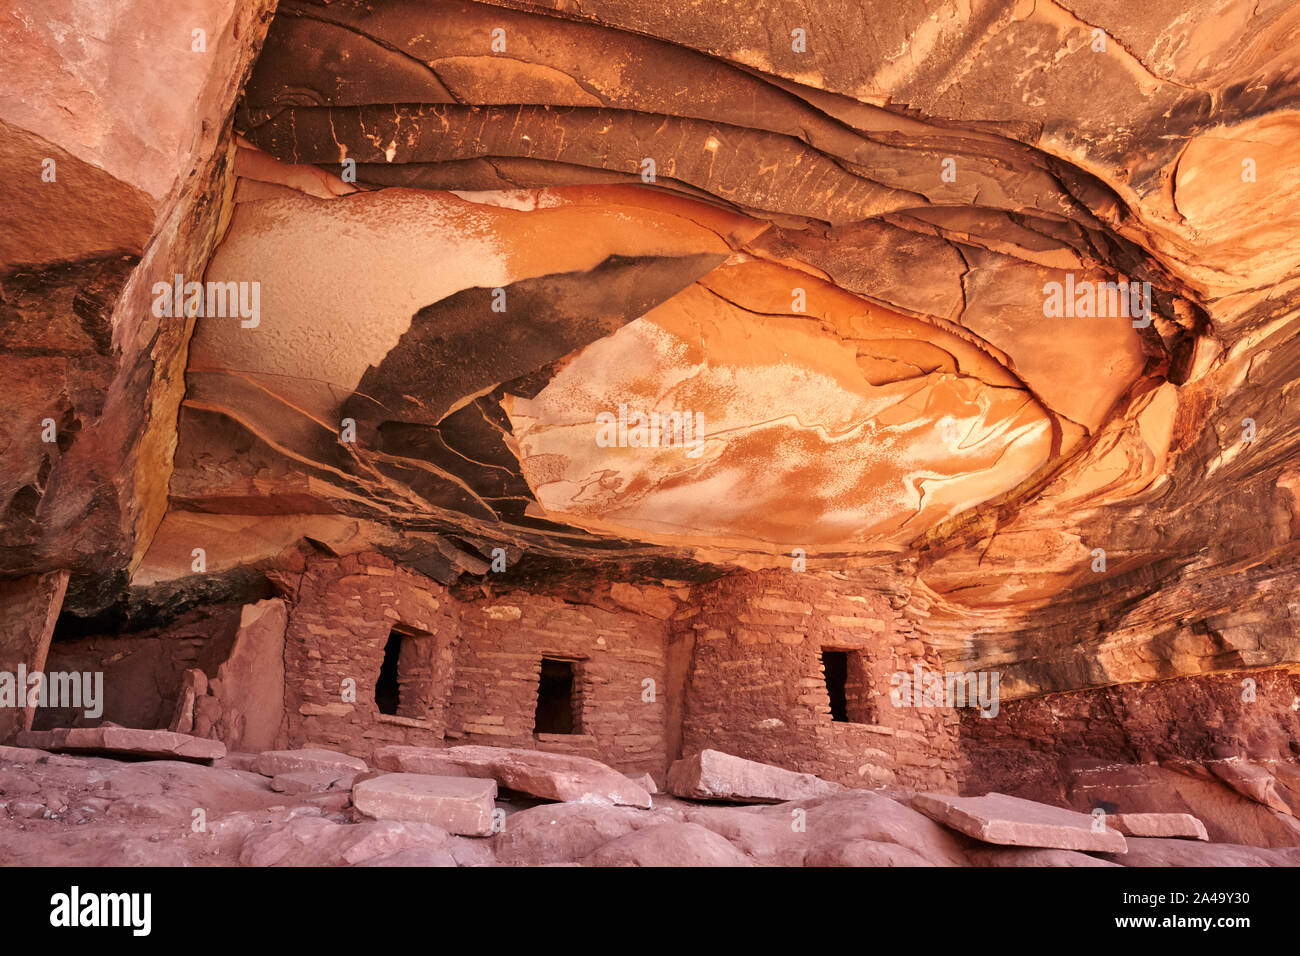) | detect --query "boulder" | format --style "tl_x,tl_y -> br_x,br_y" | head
682,804 -> 811,866
802,791 -> 972,866
581,822 -> 753,867
667,749 -> 839,804
912,792 -> 1127,853
1106,812 -> 1209,841
493,802 -> 666,865
1097,838 -> 1300,867
353,773 -> 497,836
253,748 -> 367,778
682,789 -> 971,866
17,726 -> 225,762
373,744 -> 651,808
